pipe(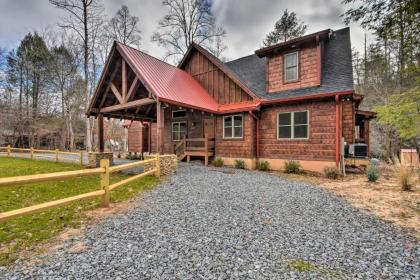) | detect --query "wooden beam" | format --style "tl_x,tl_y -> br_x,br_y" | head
156,101 -> 163,154
122,60 -> 127,100
100,98 -> 156,113
98,114 -> 104,152
125,77 -> 139,102
110,82 -> 125,104
98,61 -> 121,109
